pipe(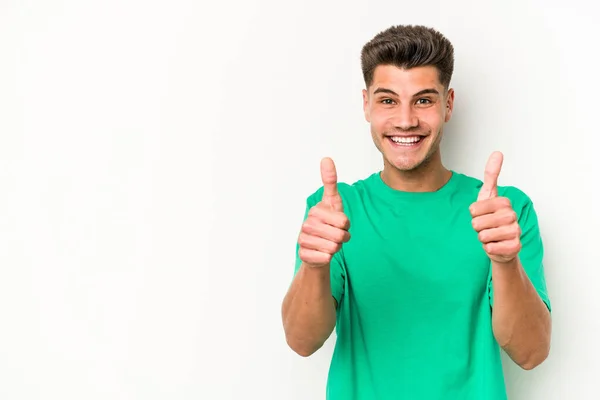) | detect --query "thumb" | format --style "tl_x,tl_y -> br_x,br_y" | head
320,157 -> 342,211
478,151 -> 503,201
